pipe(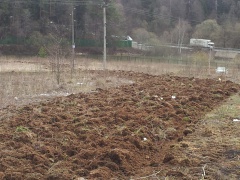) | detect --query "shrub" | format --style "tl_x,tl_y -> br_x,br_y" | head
38,46 -> 47,58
